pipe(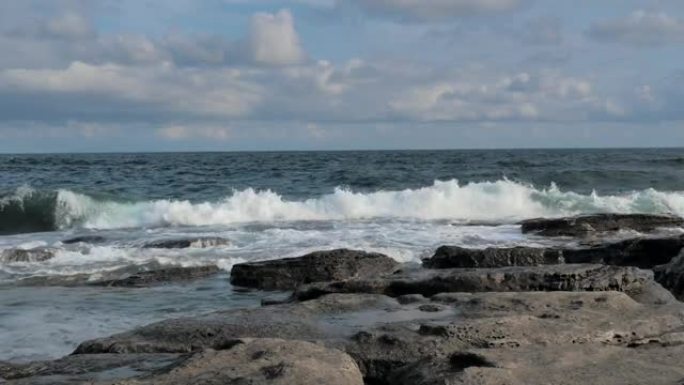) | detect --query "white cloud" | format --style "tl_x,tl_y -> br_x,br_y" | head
249,9 -> 305,65
587,10 -> 684,46
347,0 -> 523,22
157,125 -> 233,140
